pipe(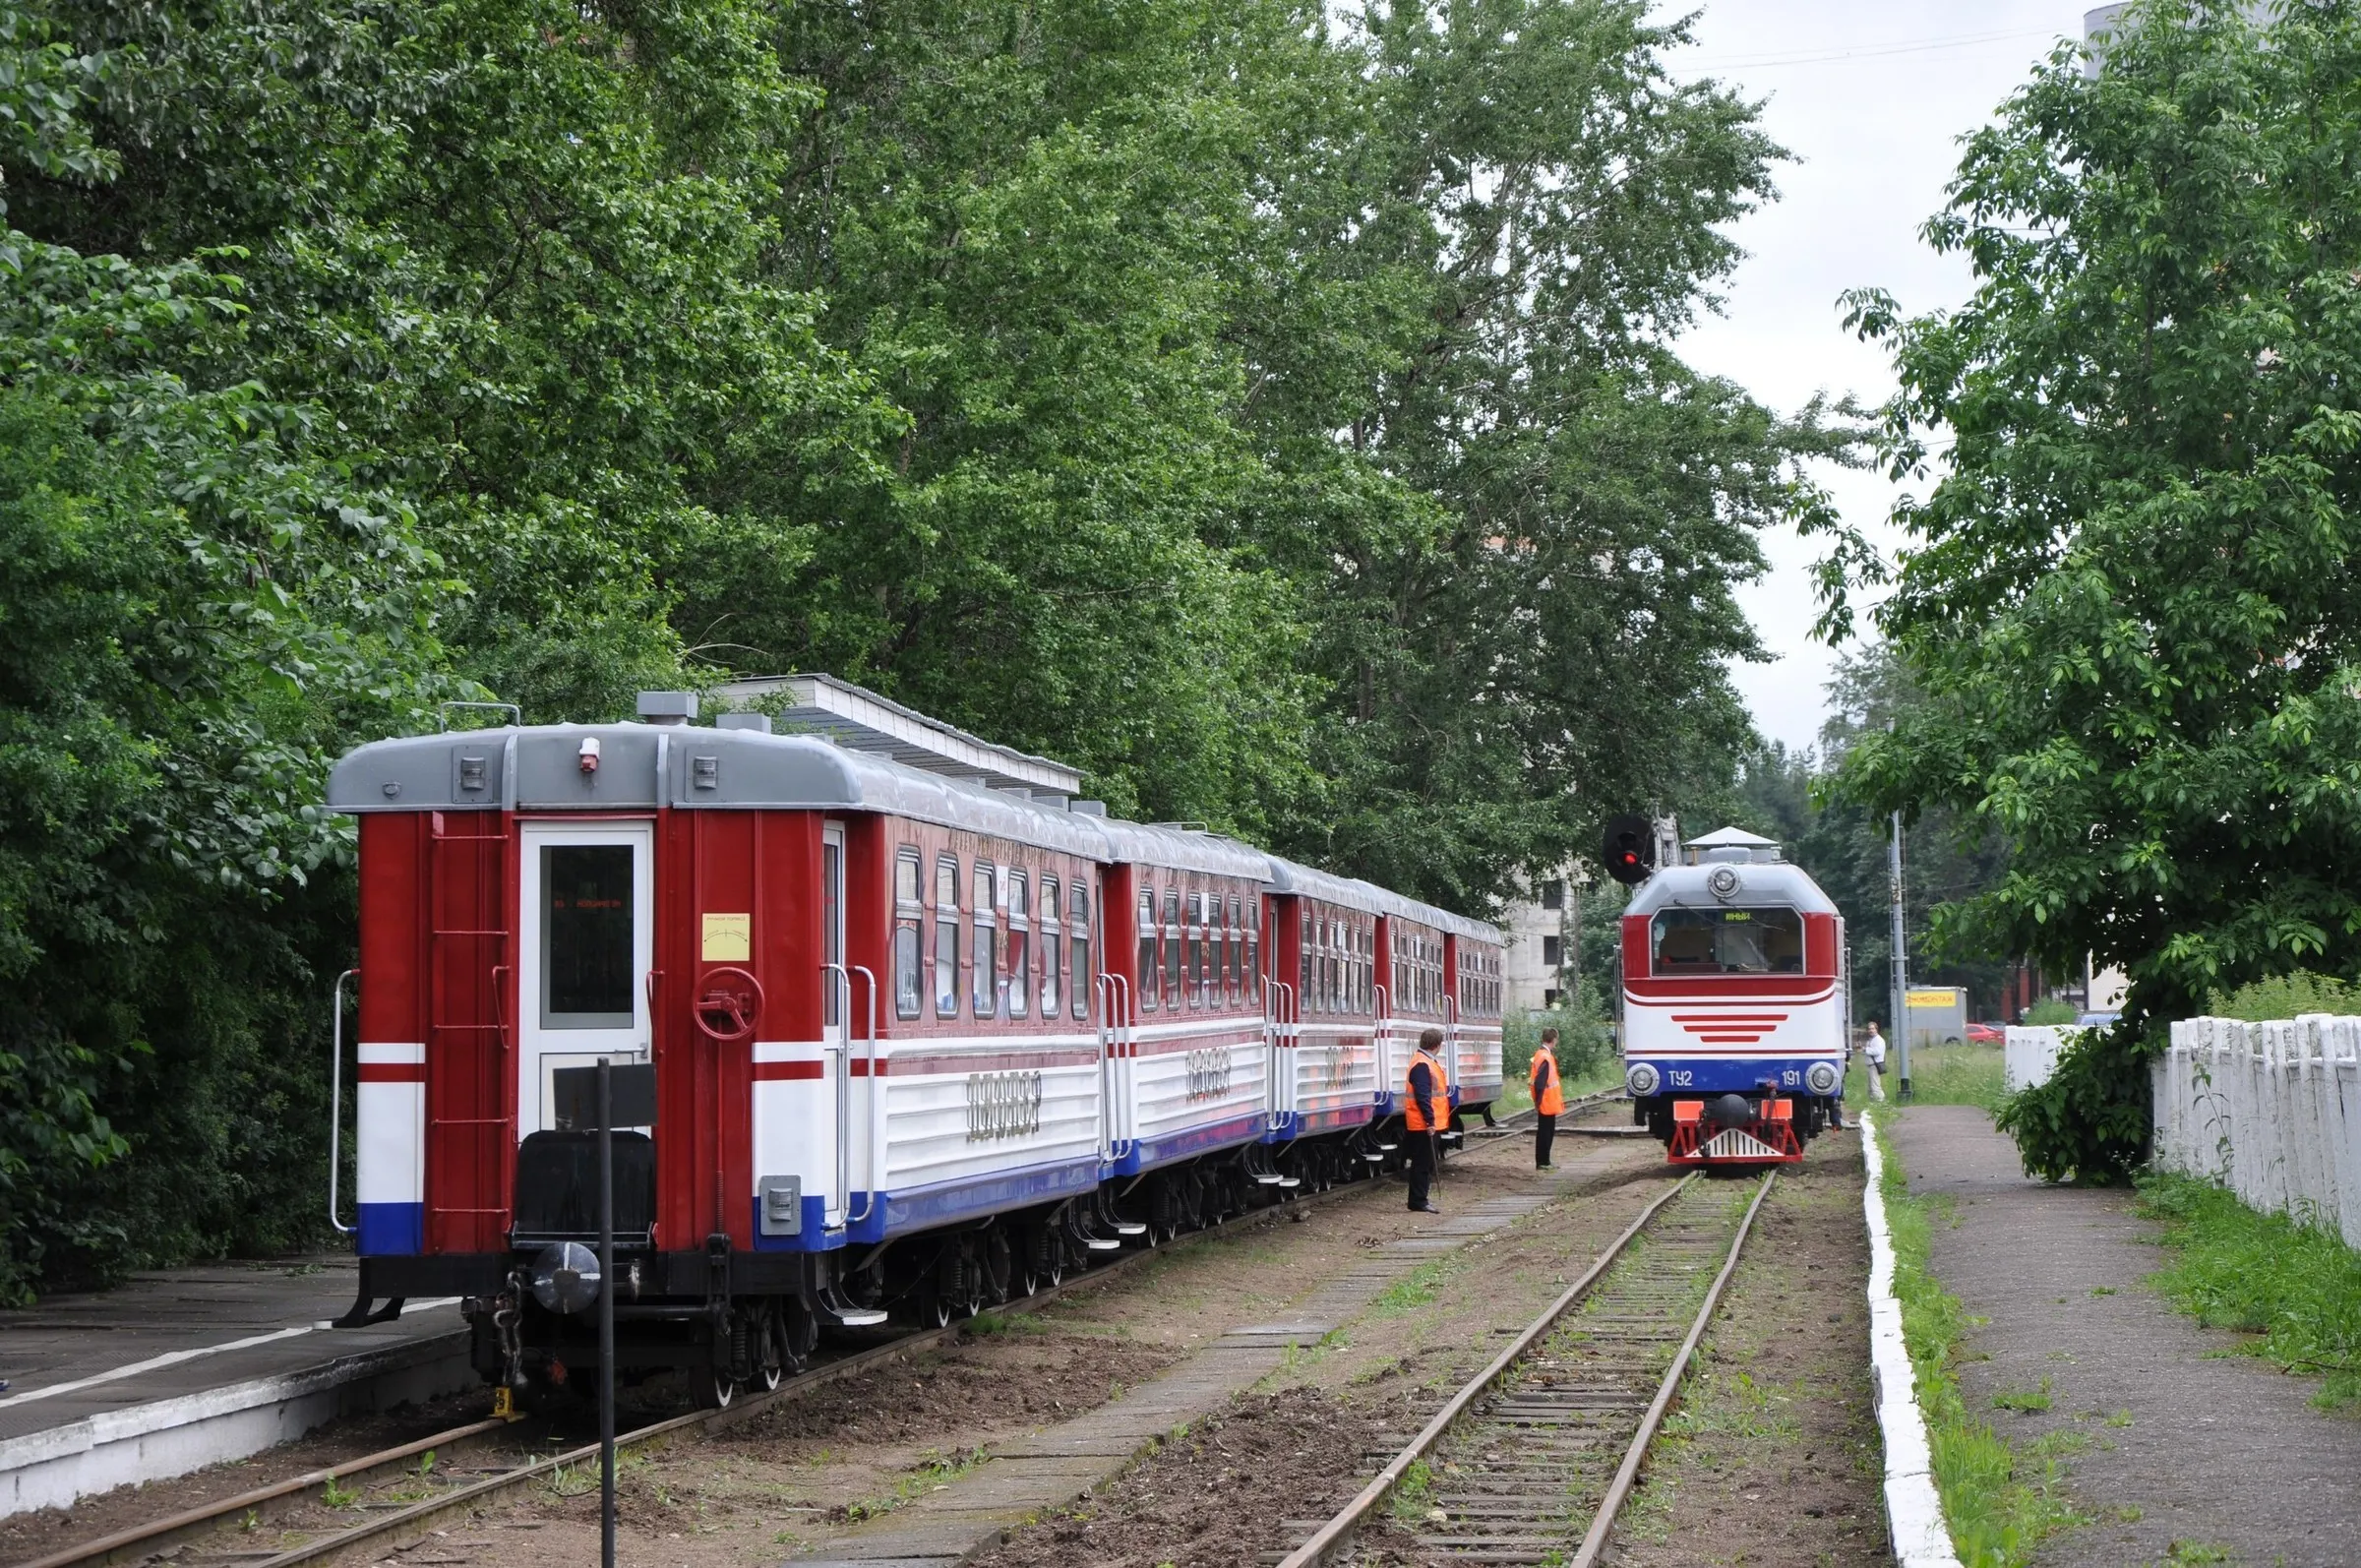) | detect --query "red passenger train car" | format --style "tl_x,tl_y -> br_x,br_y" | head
329,681 -> 1505,1406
